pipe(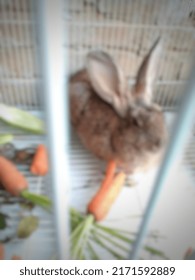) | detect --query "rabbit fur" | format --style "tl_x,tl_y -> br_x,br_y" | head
69,38 -> 167,174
